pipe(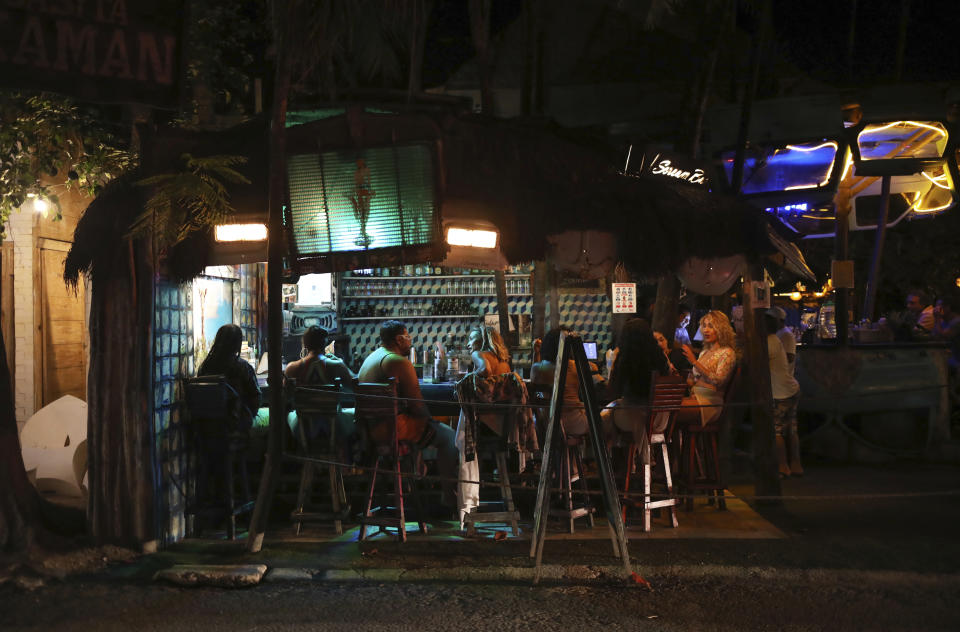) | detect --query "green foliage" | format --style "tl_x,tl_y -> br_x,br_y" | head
130,153 -> 250,249
0,93 -> 137,237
